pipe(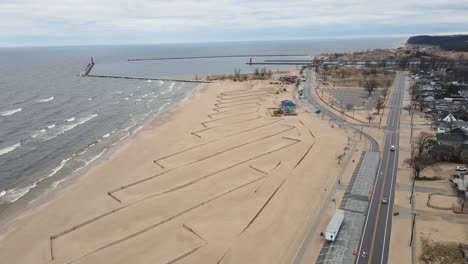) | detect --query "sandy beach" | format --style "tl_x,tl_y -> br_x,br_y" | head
0,74 -> 357,264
